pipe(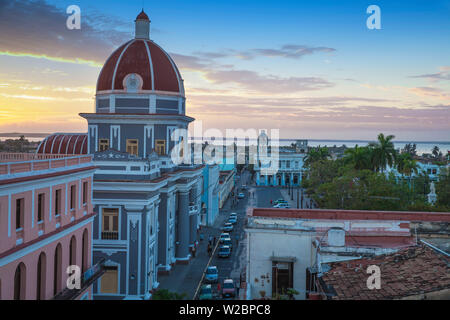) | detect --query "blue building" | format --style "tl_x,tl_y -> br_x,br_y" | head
201,165 -> 220,226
